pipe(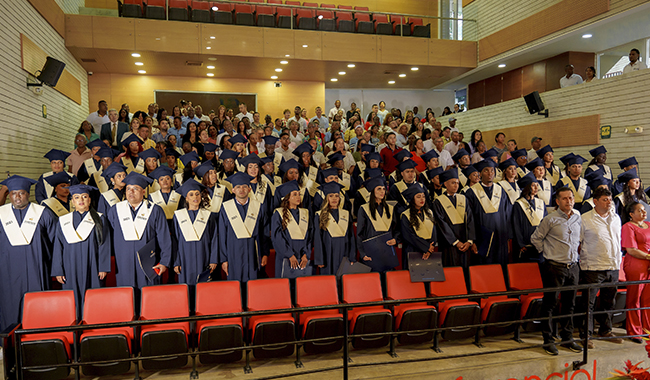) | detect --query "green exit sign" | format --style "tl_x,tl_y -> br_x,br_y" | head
600,125 -> 611,139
